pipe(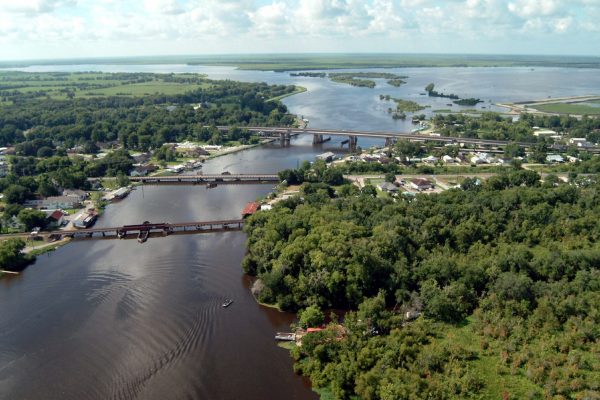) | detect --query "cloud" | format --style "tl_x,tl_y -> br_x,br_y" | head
0,0 -> 76,15
0,0 -> 599,59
